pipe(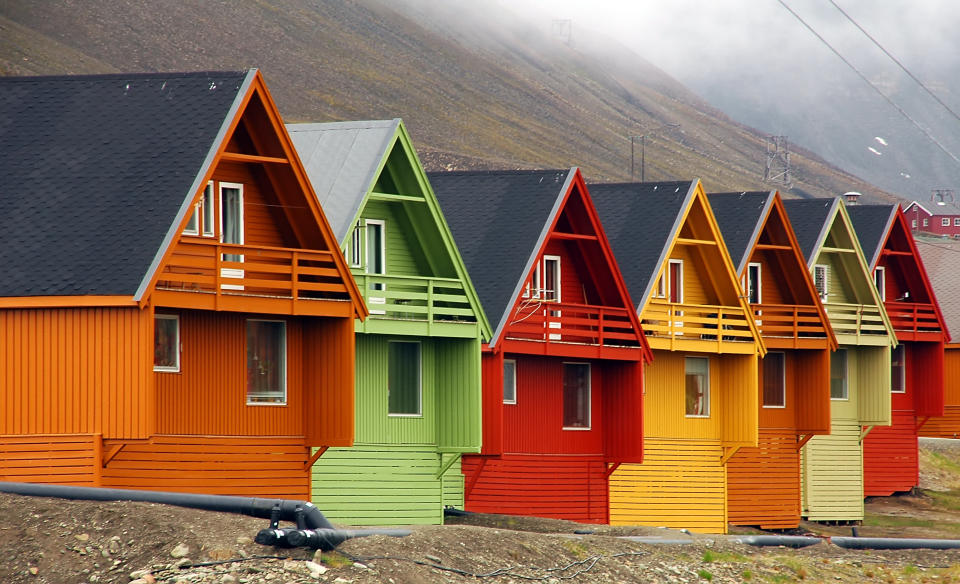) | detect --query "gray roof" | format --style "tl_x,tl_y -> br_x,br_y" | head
848,204 -> 897,269
588,181 -> 696,308
0,70 -> 251,297
916,239 -> 960,343
287,119 -> 399,242
708,191 -> 774,274
428,169 -> 573,343
782,198 -> 839,263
